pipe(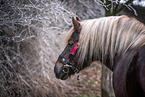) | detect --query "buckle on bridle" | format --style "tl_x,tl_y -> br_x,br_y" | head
63,66 -> 69,73
74,68 -> 79,74
58,56 -> 79,74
